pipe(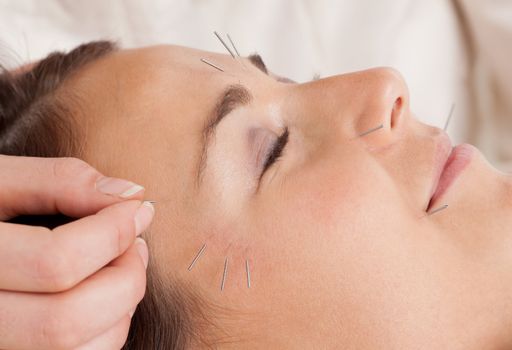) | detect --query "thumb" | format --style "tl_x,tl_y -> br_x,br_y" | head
0,155 -> 145,220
